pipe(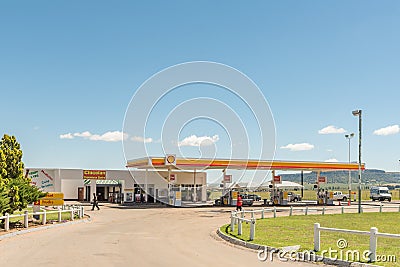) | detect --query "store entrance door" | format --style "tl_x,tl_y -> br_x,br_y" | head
96,187 -> 105,201
78,187 -> 84,201
148,186 -> 154,203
